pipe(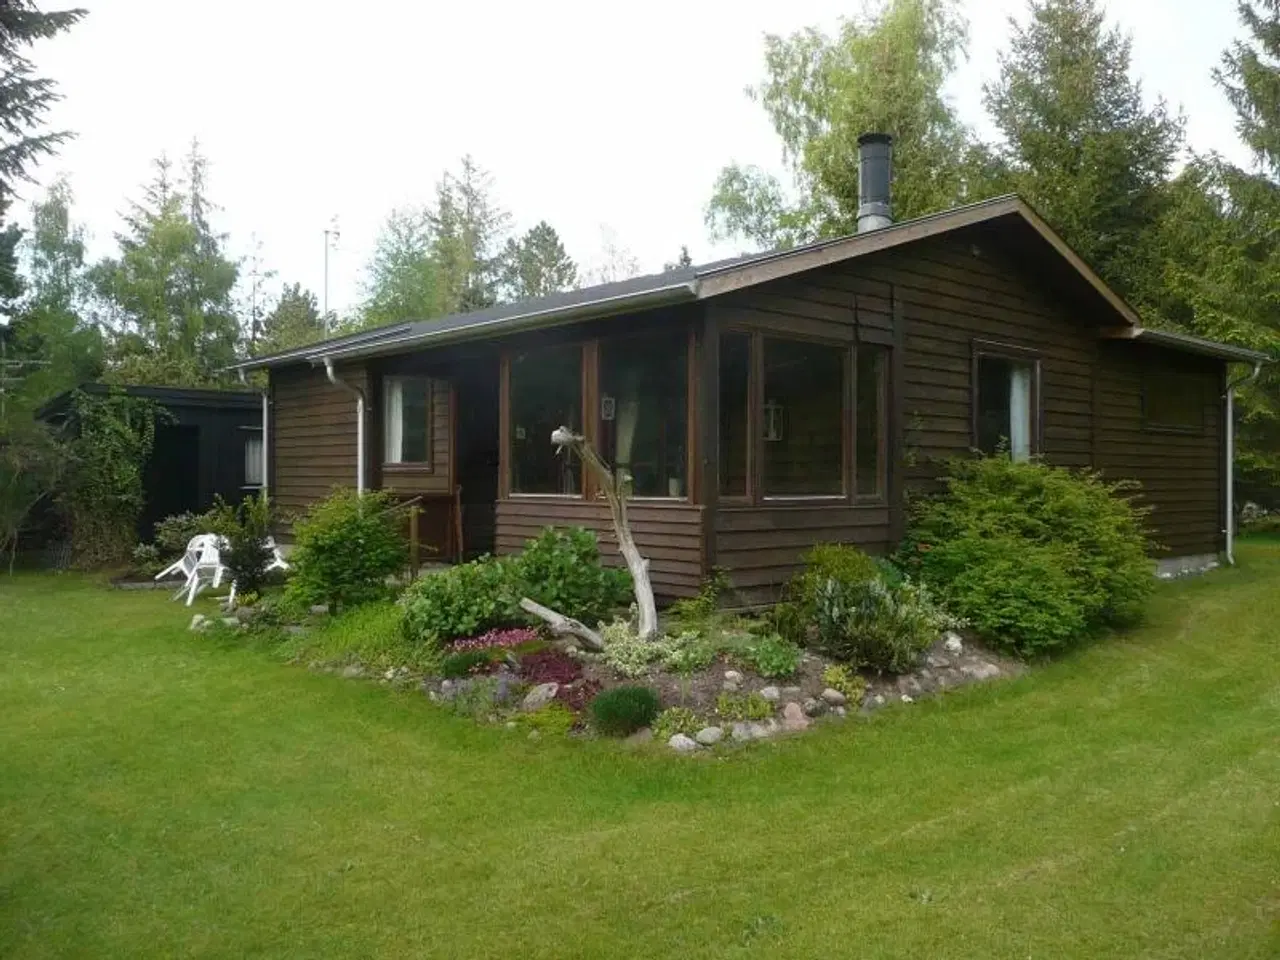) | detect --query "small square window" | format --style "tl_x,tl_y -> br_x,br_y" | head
1143,373 -> 1203,431
384,376 -> 432,465
975,353 -> 1038,460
